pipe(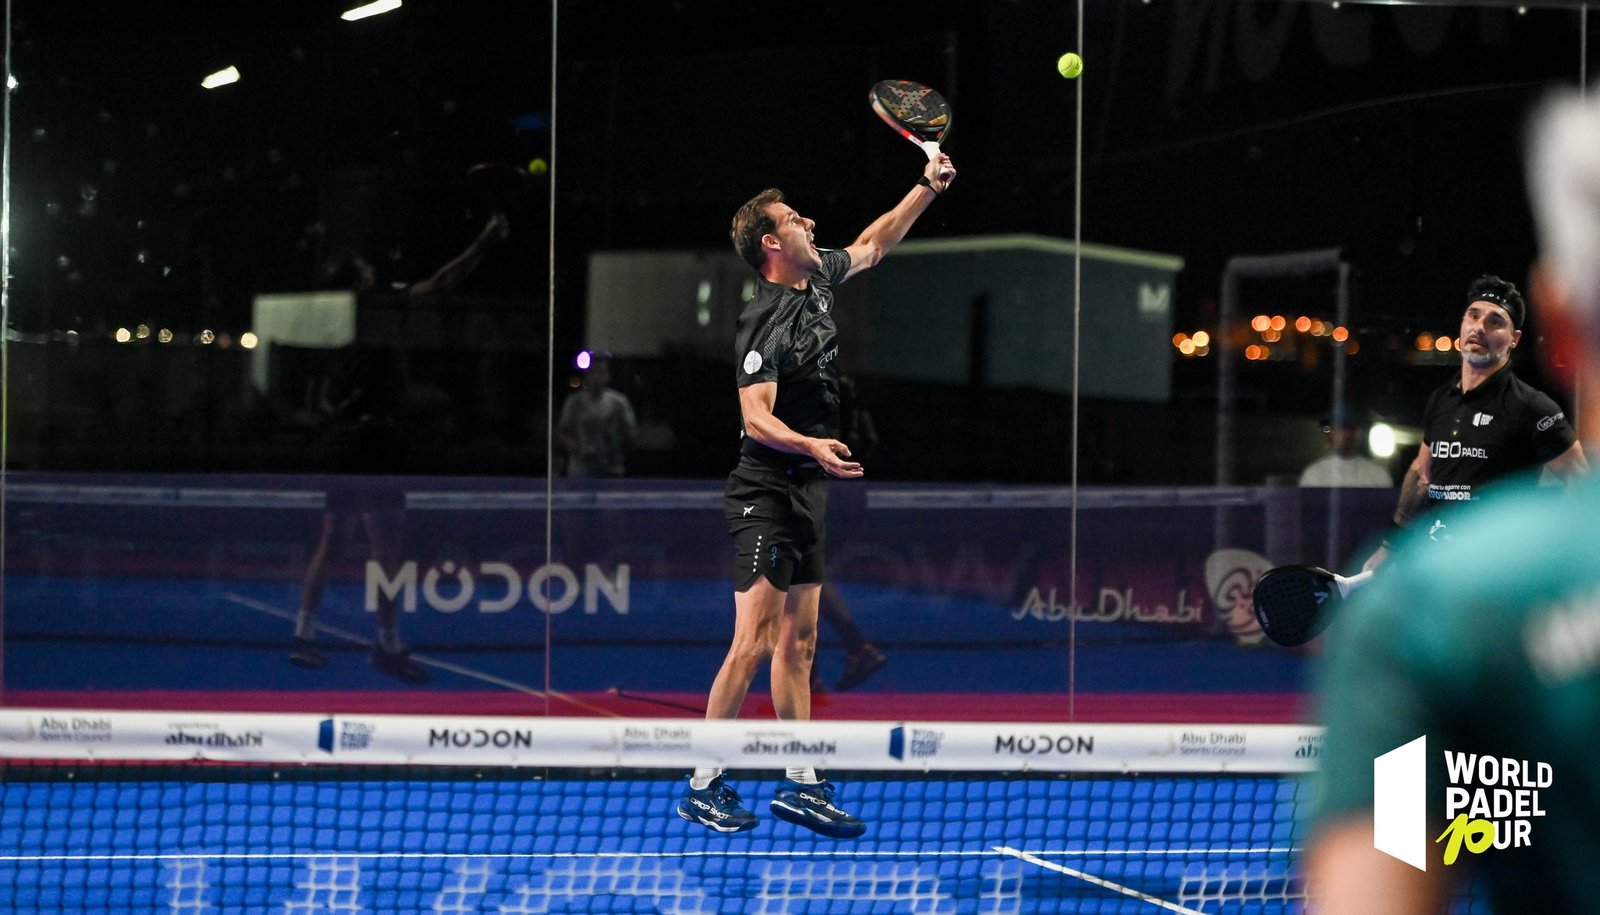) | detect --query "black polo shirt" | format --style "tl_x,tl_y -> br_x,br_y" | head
1420,366 -> 1576,506
732,248 -> 851,470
